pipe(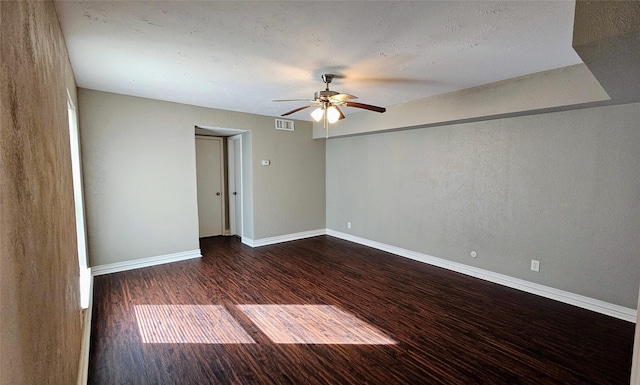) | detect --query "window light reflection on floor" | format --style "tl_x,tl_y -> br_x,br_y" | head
238,304 -> 396,345
134,305 -> 255,344
134,304 -> 396,345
